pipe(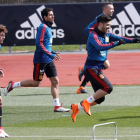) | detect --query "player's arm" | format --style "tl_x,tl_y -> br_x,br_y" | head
51,51 -> 61,62
85,19 -> 98,36
109,33 -> 140,44
37,25 -> 55,59
108,32 -> 135,43
51,50 -> 56,54
0,46 -> 4,77
53,53 -> 61,62
85,14 -> 103,36
89,32 -> 118,51
0,69 -> 4,77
